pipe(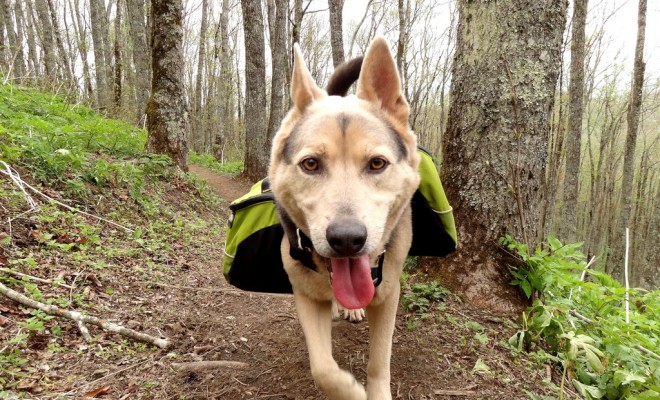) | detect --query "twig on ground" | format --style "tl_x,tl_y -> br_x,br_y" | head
0,161 -> 133,233
172,361 -> 249,372
433,389 -> 477,396
0,281 -> 170,349
140,281 -> 292,298
0,267 -> 75,289
77,320 -> 92,342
